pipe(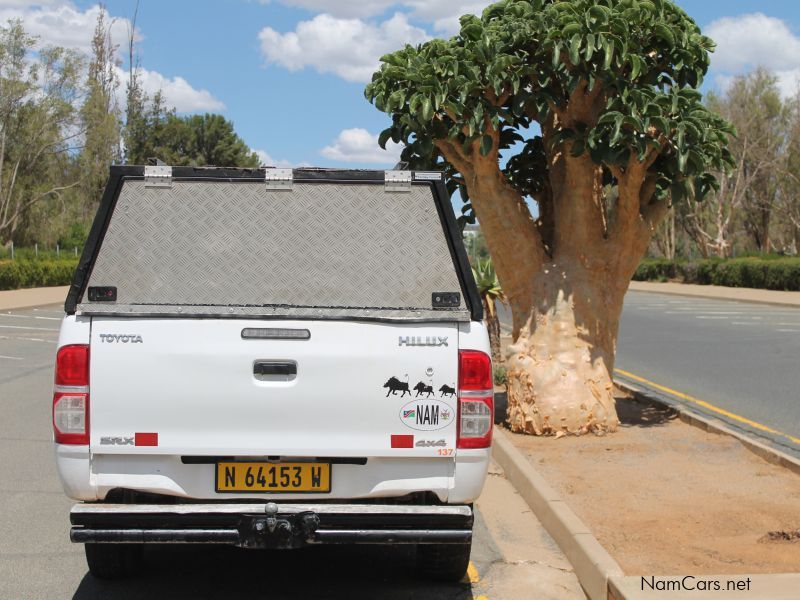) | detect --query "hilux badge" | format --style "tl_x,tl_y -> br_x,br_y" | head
398,336 -> 448,347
